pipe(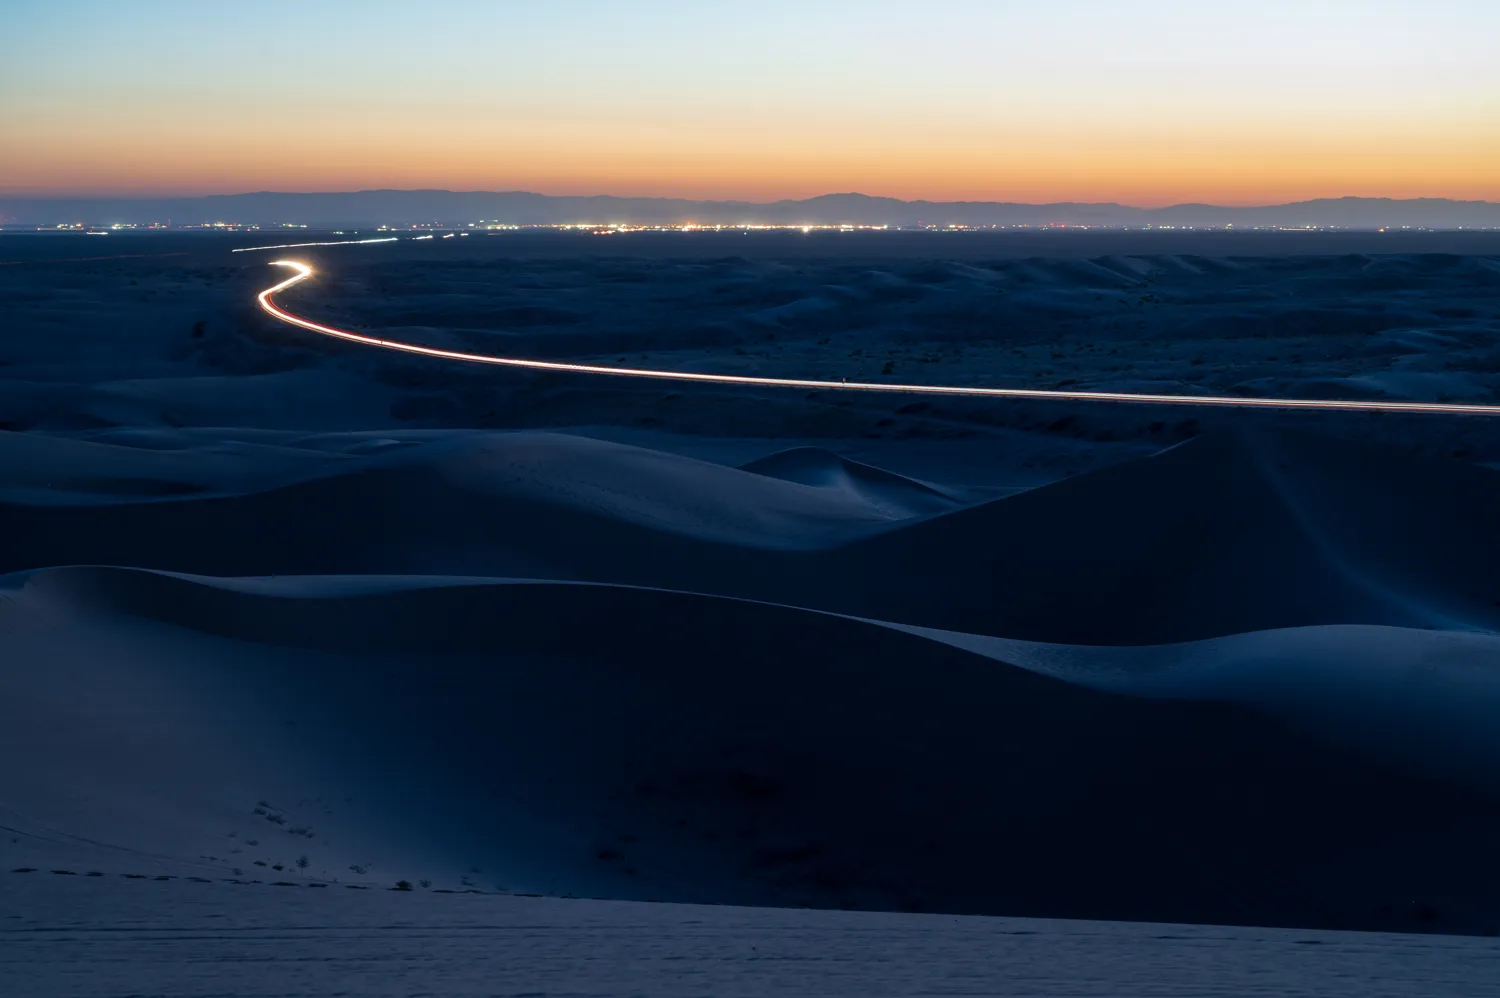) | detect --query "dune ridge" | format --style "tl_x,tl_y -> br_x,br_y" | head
5,426 -> 1497,642
740,446 -> 960,517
